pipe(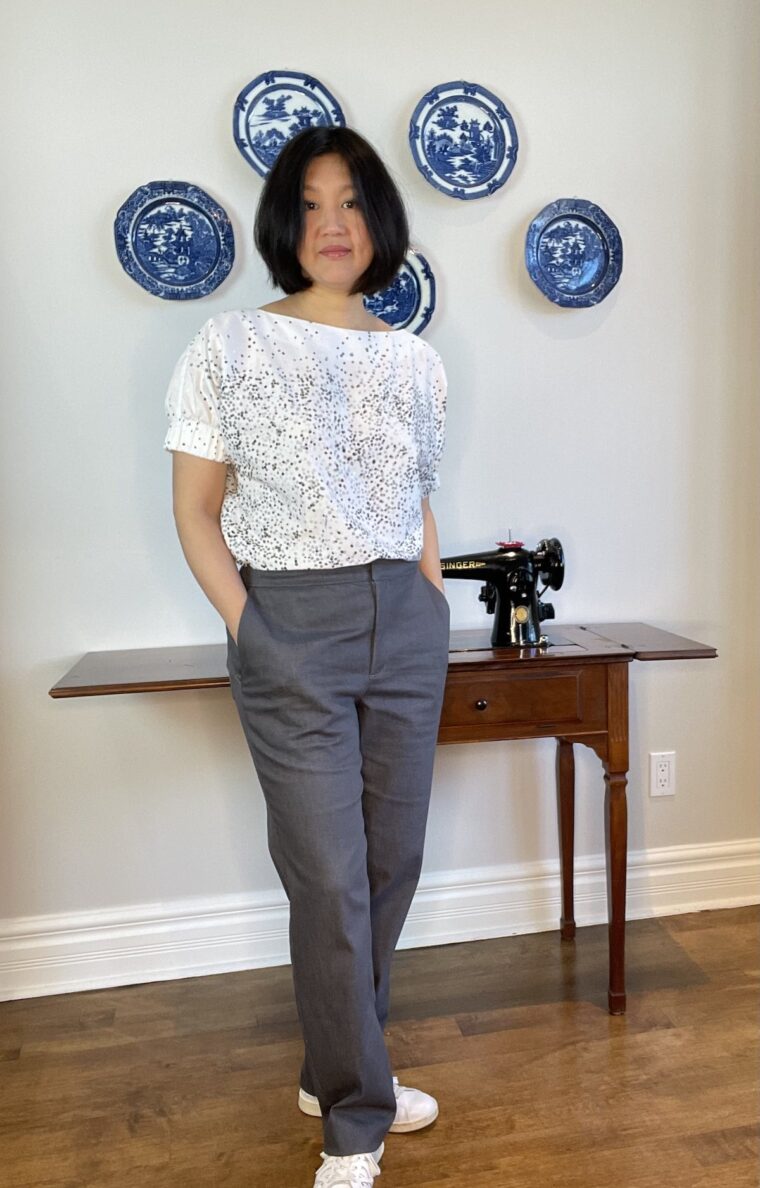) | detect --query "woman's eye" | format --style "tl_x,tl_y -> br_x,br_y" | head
303,200 -> 359,210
